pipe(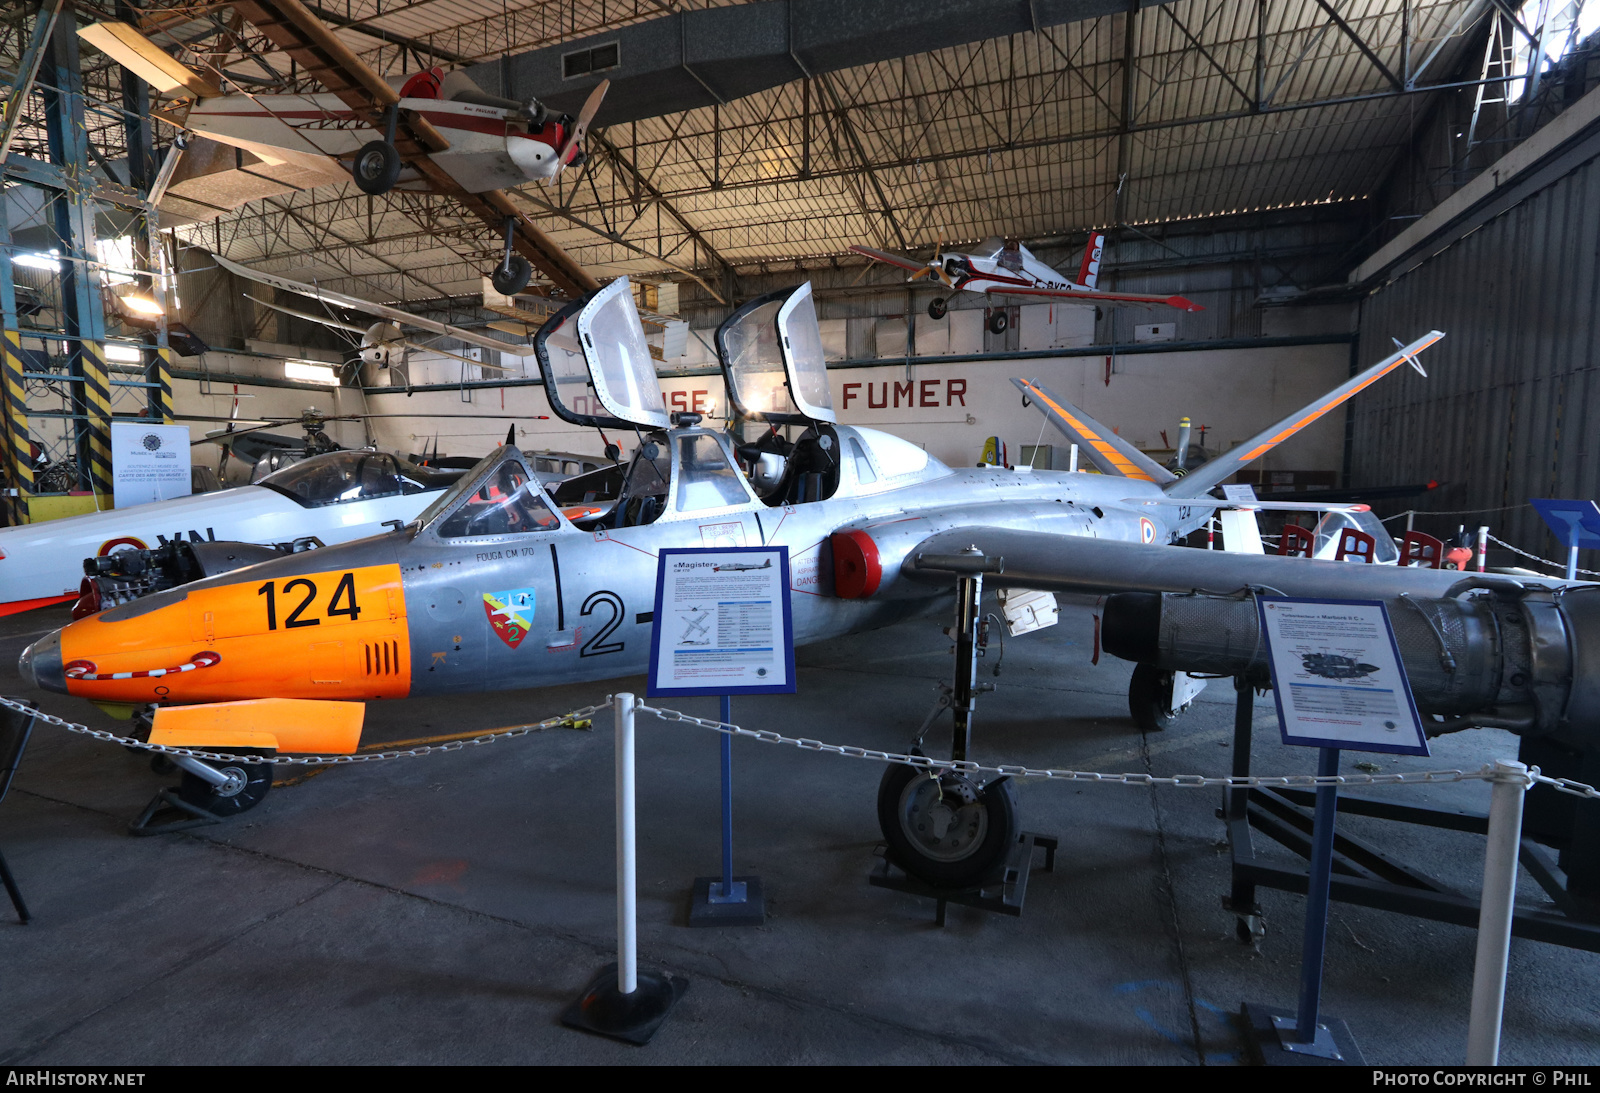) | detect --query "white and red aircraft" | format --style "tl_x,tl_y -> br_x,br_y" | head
77,13 -> 603,297
851,233 -> 1201,328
